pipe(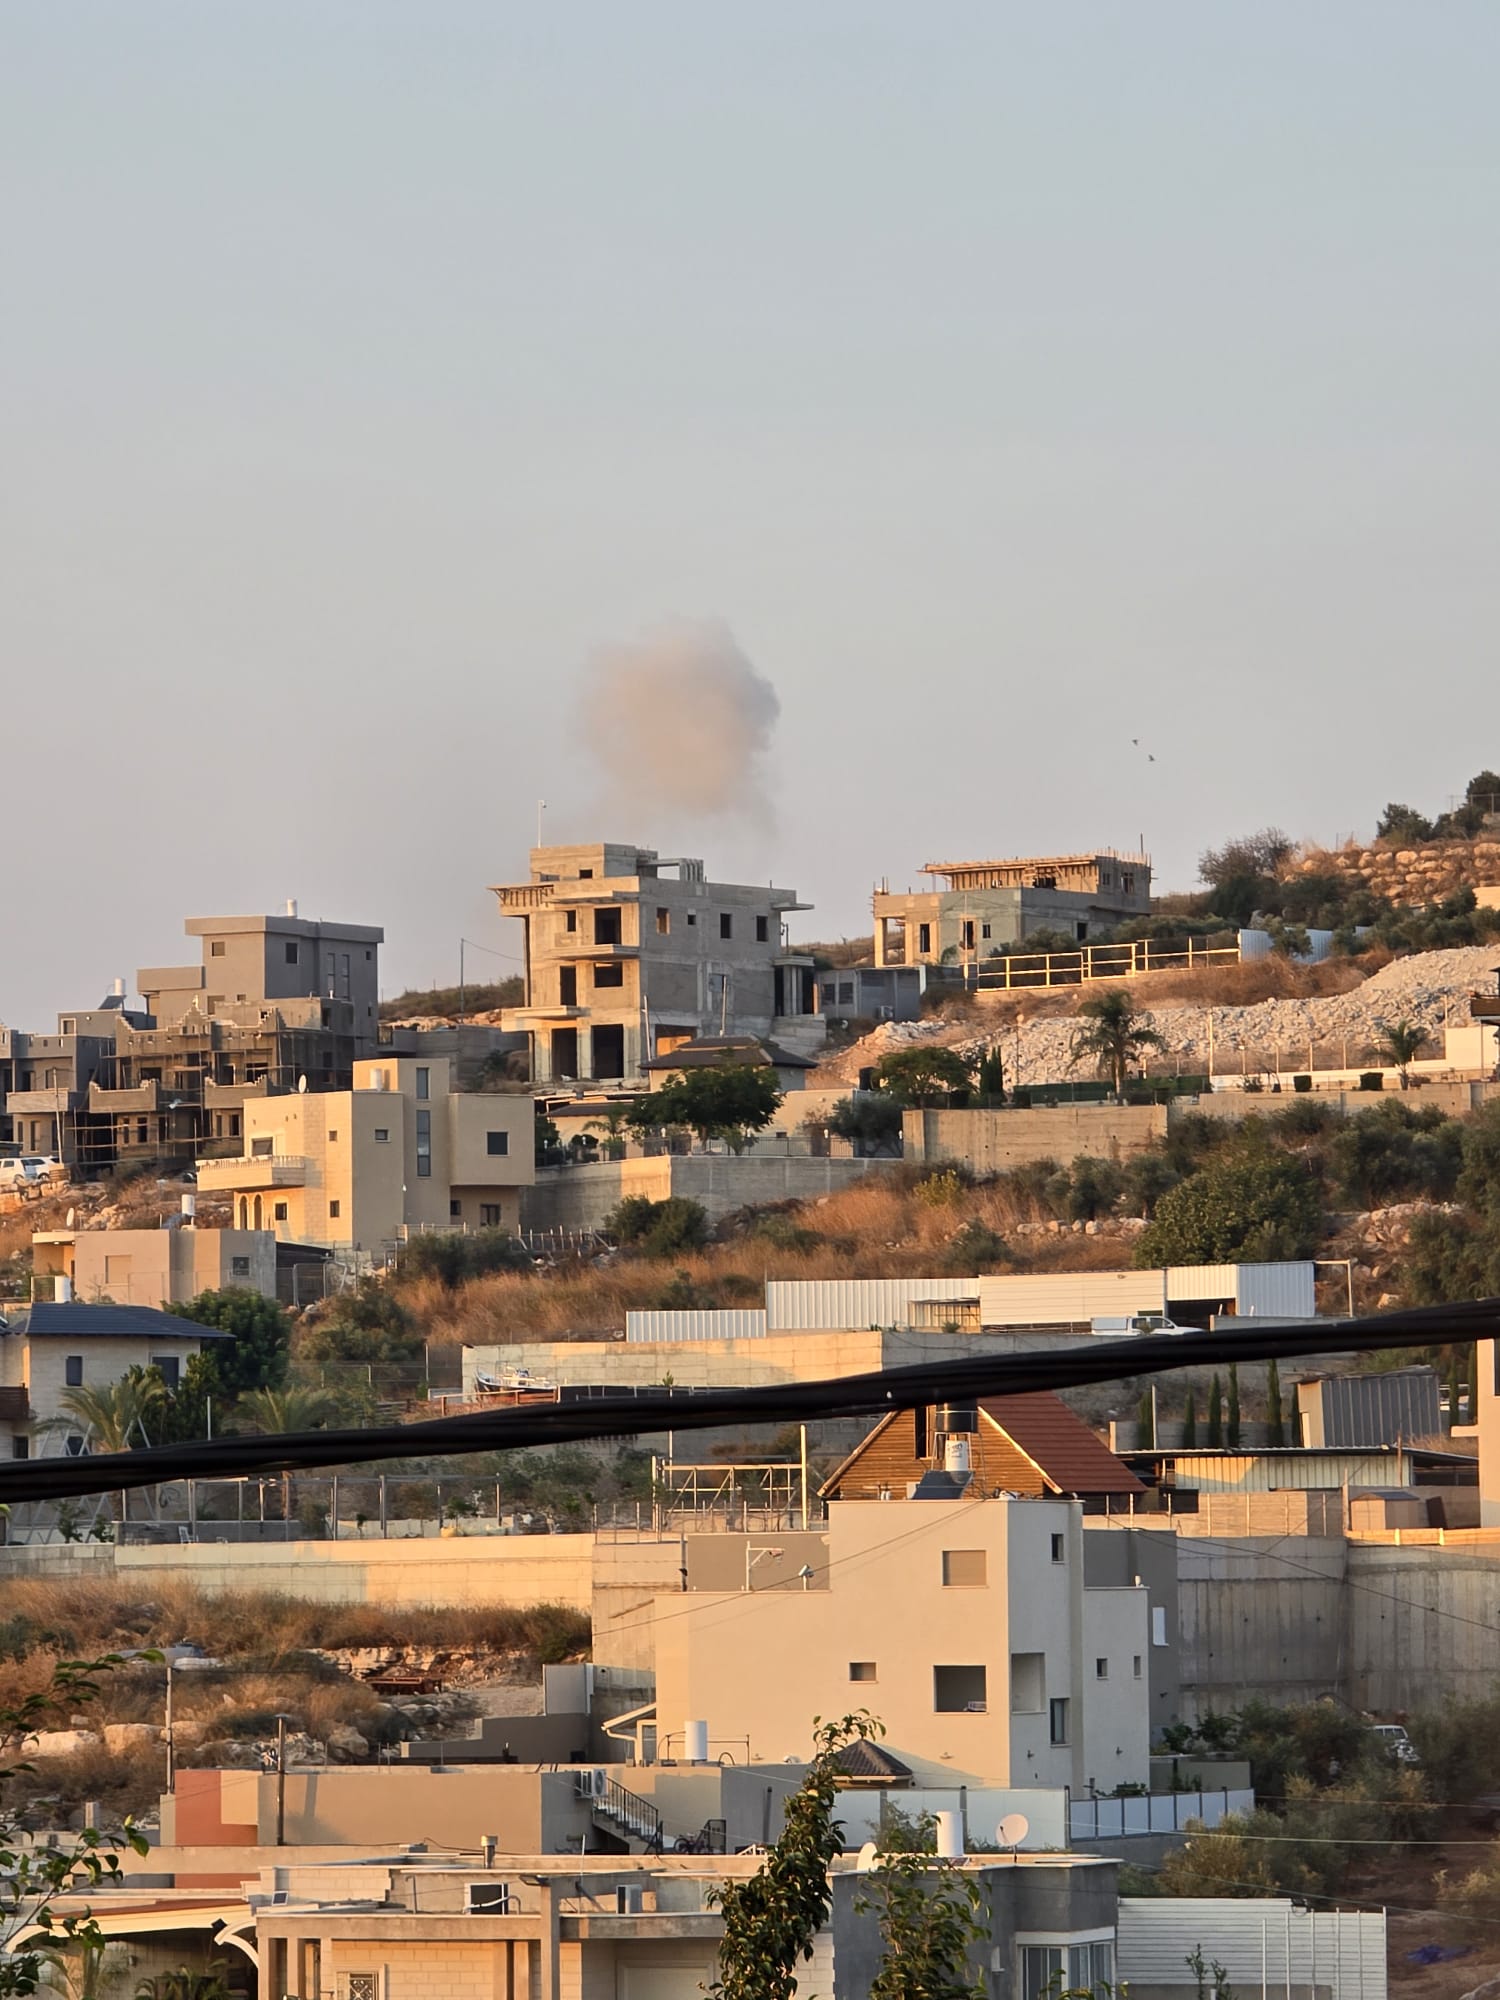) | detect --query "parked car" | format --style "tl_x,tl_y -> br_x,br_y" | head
0,1158 -> 44,1188
1369,1723 -> 1420,1765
